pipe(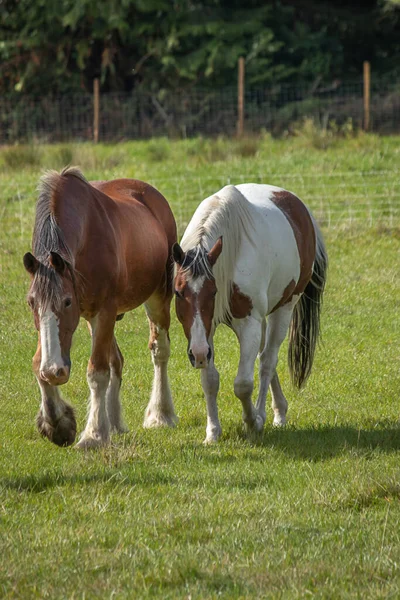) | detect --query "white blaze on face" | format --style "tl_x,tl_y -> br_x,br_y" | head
188,276 -> 209,366
39,307 -> 63,372
189,275 -> 205,295
189,312 -> 209,358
